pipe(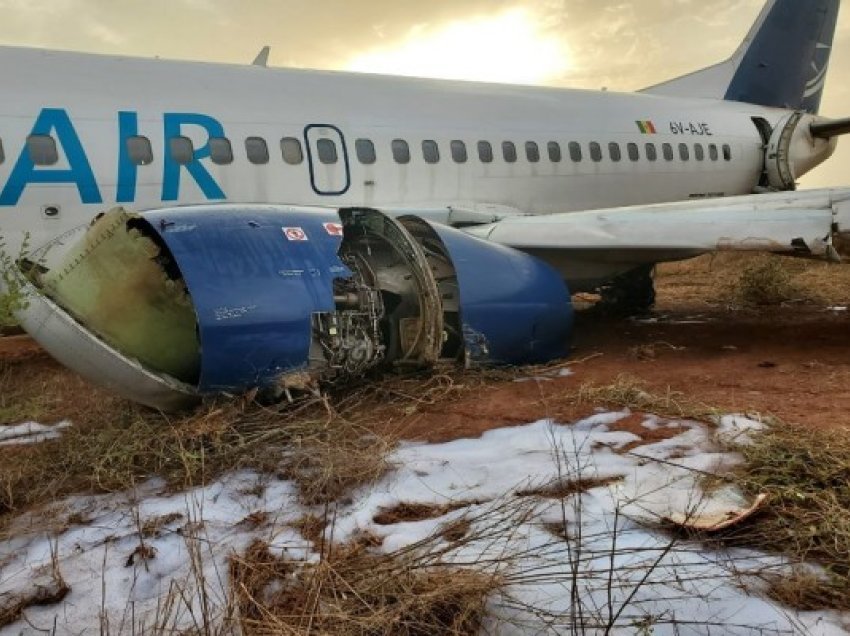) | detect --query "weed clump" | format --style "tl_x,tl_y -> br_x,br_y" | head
229,539 -> 500,635
0,234 -> 30,329
732,256 -> 802,306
